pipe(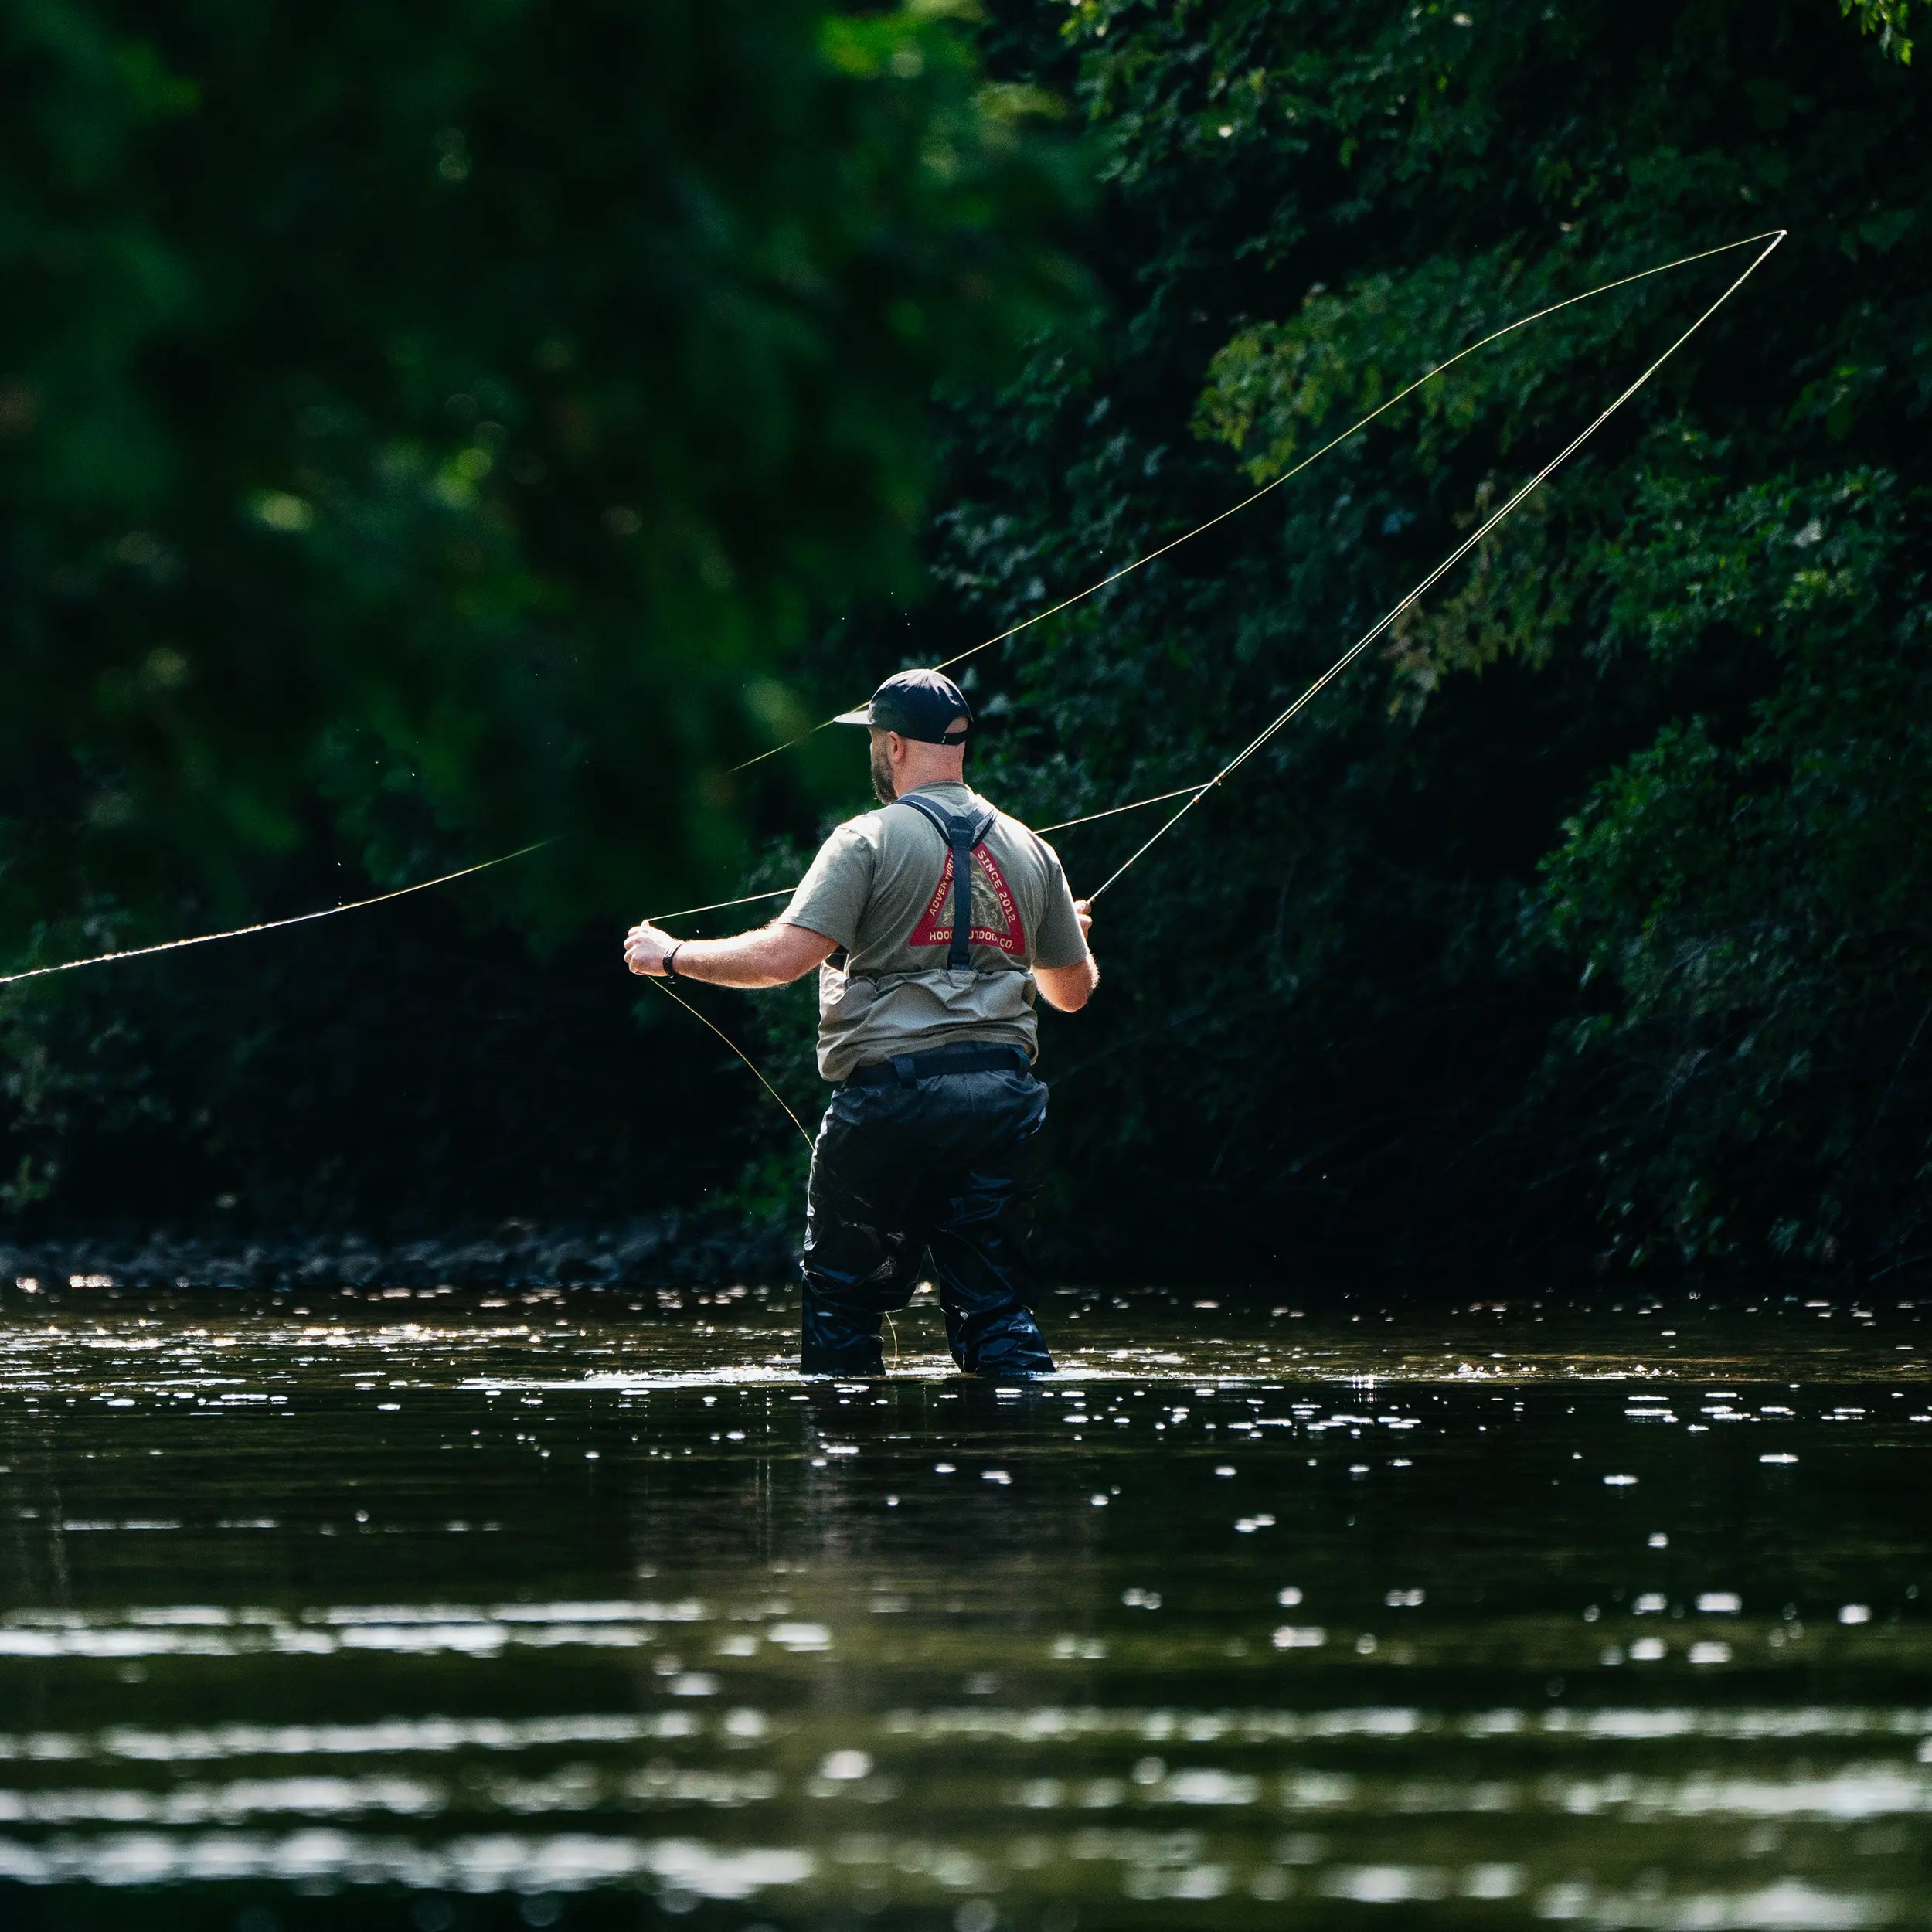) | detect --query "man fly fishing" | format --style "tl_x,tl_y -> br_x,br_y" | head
623,669 -> 1098,1377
